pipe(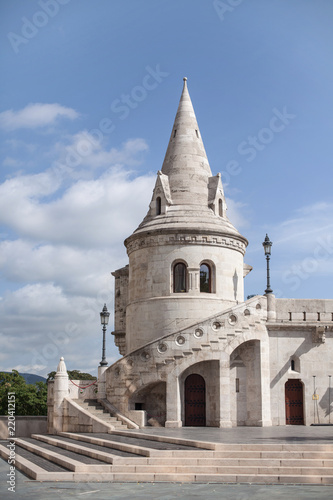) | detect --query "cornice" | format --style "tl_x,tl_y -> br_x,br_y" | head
125,230 -> 247,256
